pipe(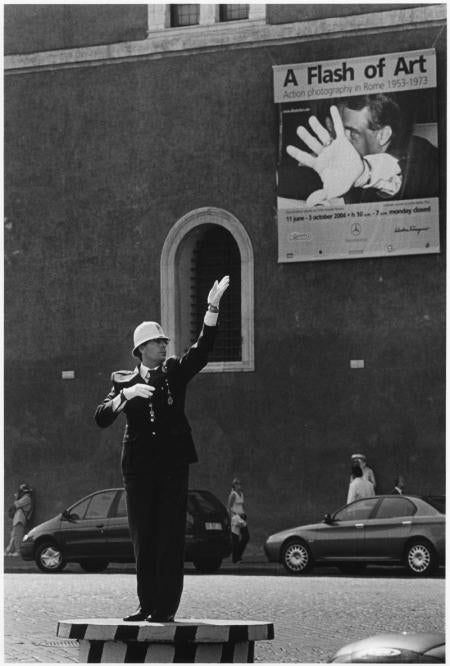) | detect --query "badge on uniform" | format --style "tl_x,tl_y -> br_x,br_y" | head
165,379 -> 174,406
